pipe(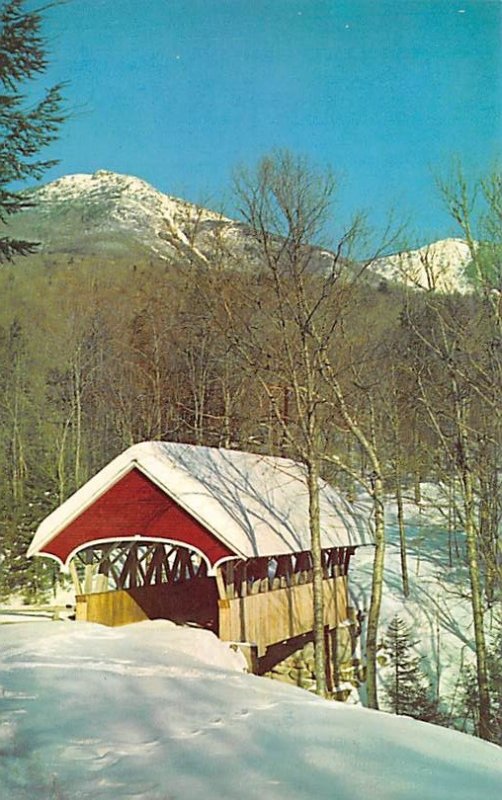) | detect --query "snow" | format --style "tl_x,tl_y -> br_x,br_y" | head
1,619 -> 500,800
30,170 -> 230,261
352,540 -> 475,708
4,479 -> 501,797
350,486 -> 500,714
36,171 -> 226,228
370,238 -> 473,293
